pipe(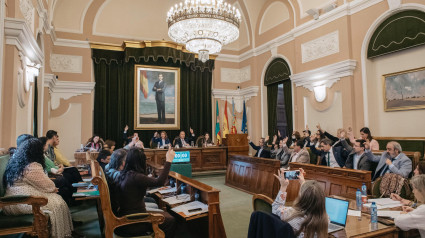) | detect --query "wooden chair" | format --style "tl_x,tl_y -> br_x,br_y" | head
0,151 -> 49,238
89,161 -> 165,238
252,194 -> 274,214
196,136 -> 204,147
